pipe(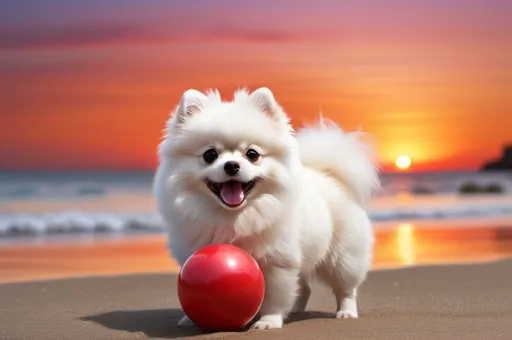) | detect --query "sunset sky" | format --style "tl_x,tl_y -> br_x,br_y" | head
1,0 -> 511,172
